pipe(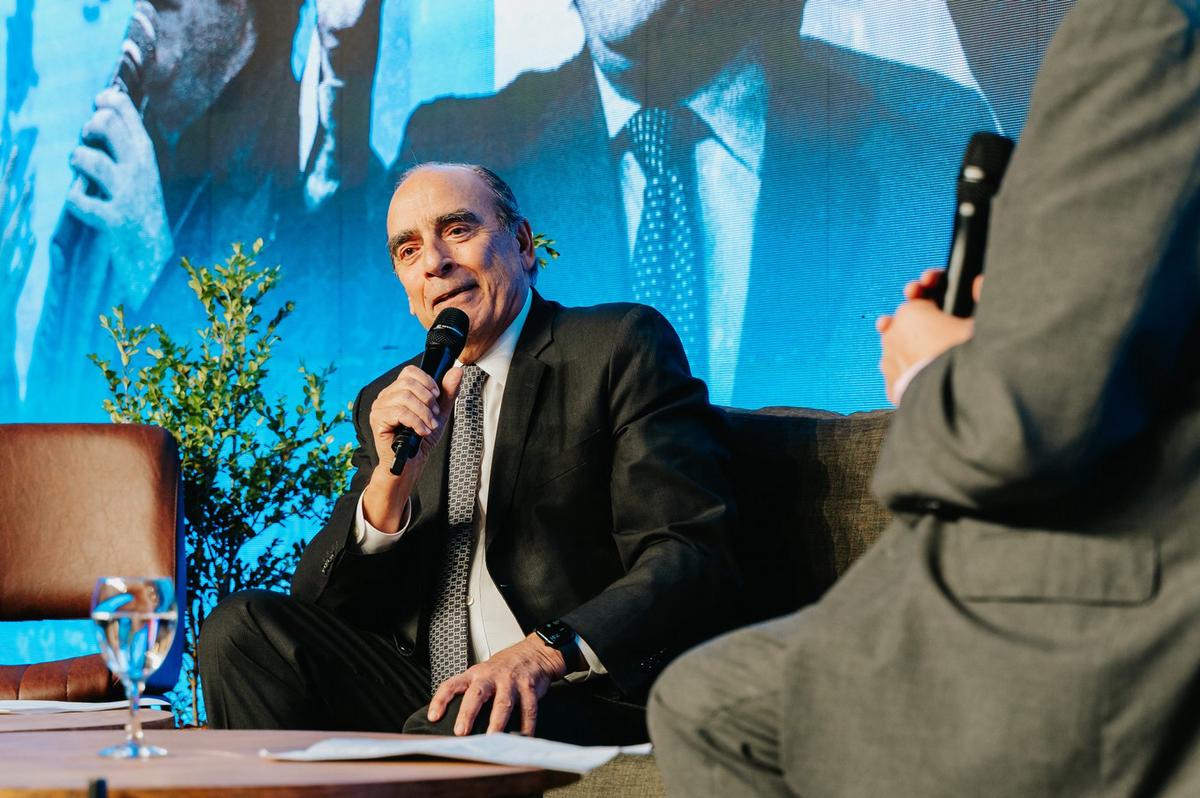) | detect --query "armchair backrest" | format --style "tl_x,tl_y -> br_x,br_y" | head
0,423 -> 185,700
